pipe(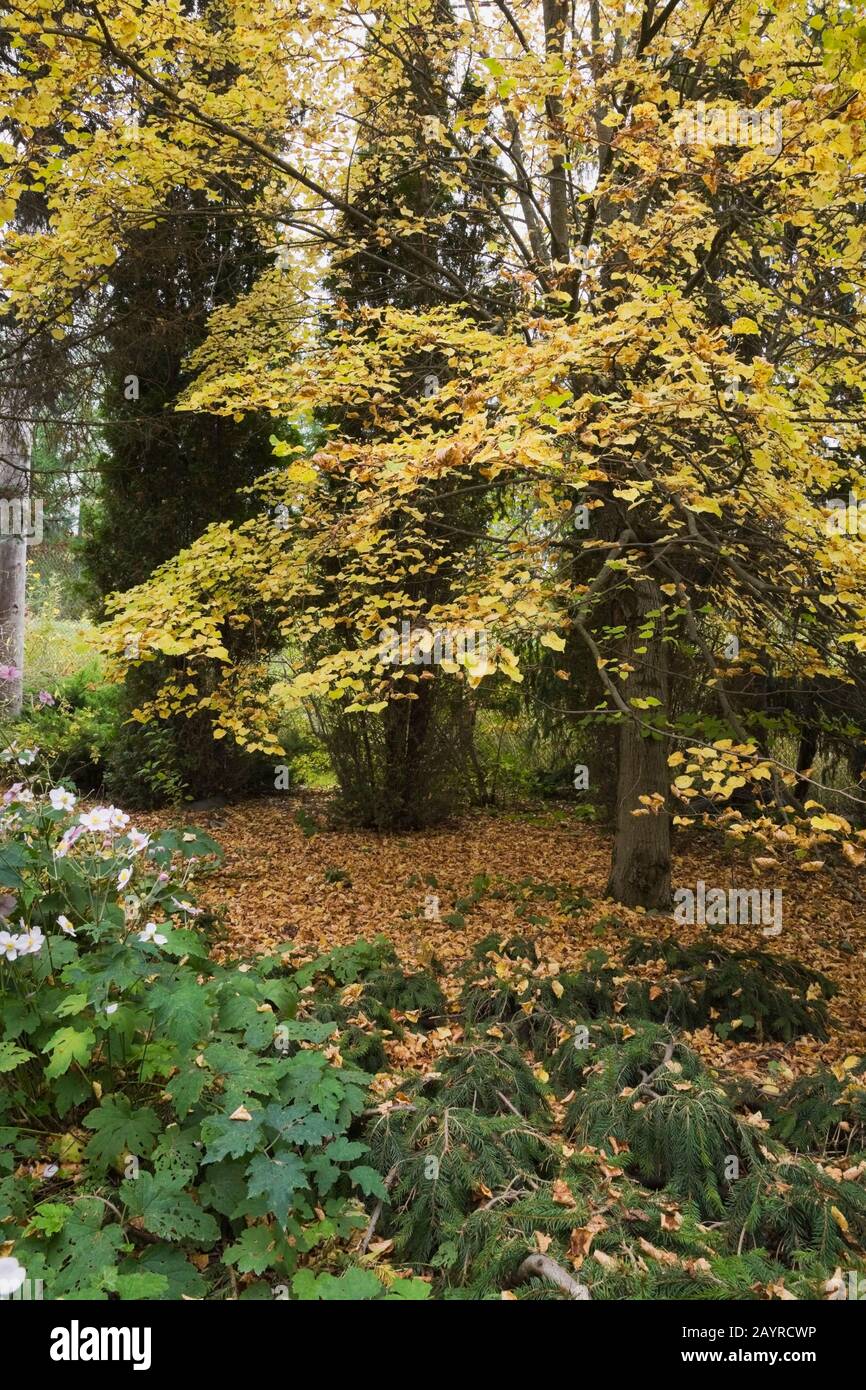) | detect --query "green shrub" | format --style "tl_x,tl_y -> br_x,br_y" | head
104,718 -> 190,807
404,1040 -> 549,1120
338,1025 -> 389,1073
462,933 -> 837,1057
460,942 -> 616,1053
622,936 -> 837,1041
547,1019 -> 627,1095
0,778 -> 429,1301
727,1157 -> 866,1265
361,964 -> 447,1024
565,1023 -> 761,1216
294,935 -> 398,988
365,1101 -> 557,1265
767,1064 -> 866,1152
7,665 -> 120,792
6,662 -> 194,808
